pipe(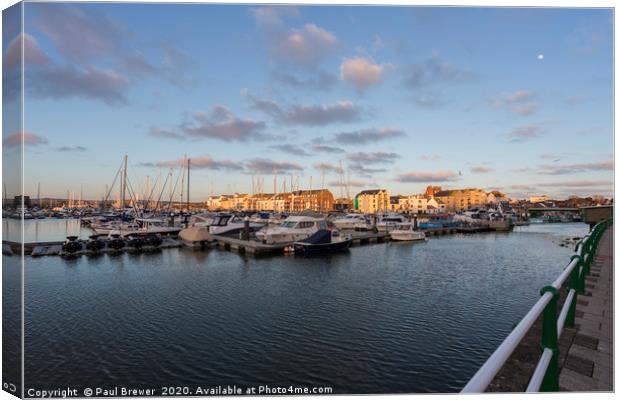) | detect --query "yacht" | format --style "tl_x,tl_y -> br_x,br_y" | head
255,216 -> 328,245
390,222 -> 426,241
332,213 -> 372,230
376,213 -> 408,232
208,213 -> 263,235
